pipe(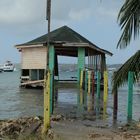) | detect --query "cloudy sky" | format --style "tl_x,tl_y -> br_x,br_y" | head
0,0 -> 139,64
